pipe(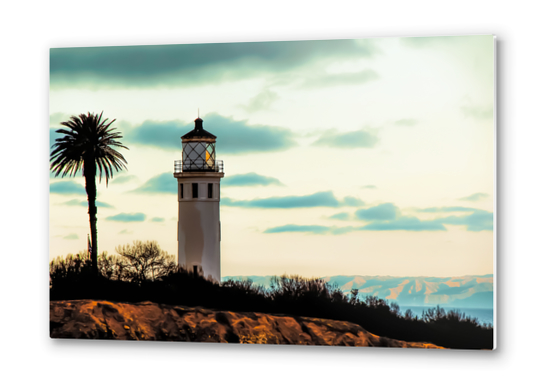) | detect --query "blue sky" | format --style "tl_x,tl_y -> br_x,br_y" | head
49,36 -> 494,277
